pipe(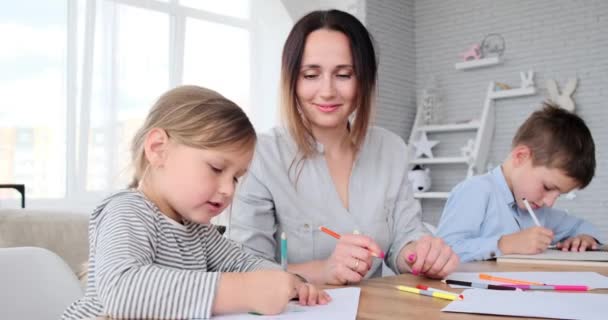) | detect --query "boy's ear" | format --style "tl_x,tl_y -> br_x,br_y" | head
511,144 -> 532,167
144,128 -> 170,168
